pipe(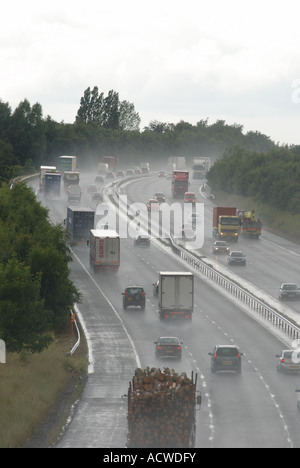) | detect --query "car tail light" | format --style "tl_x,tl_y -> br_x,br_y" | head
214,353 -> 217,360
177,346 -> 181,350
157,346 -> 162,349
281,358 -> 285,363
